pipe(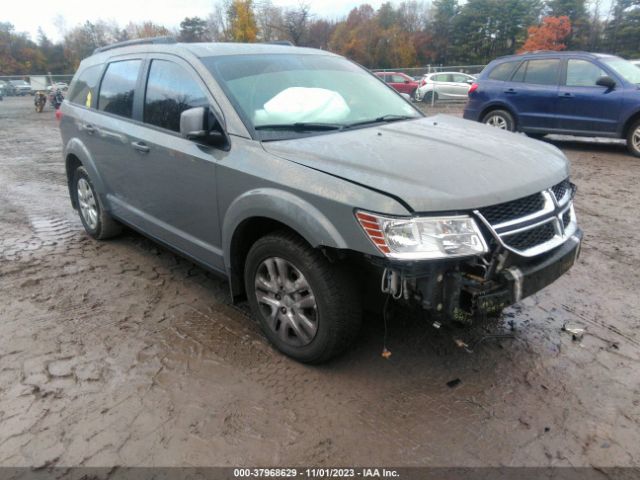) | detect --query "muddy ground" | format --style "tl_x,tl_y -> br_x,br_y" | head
0,96 -> 639,468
